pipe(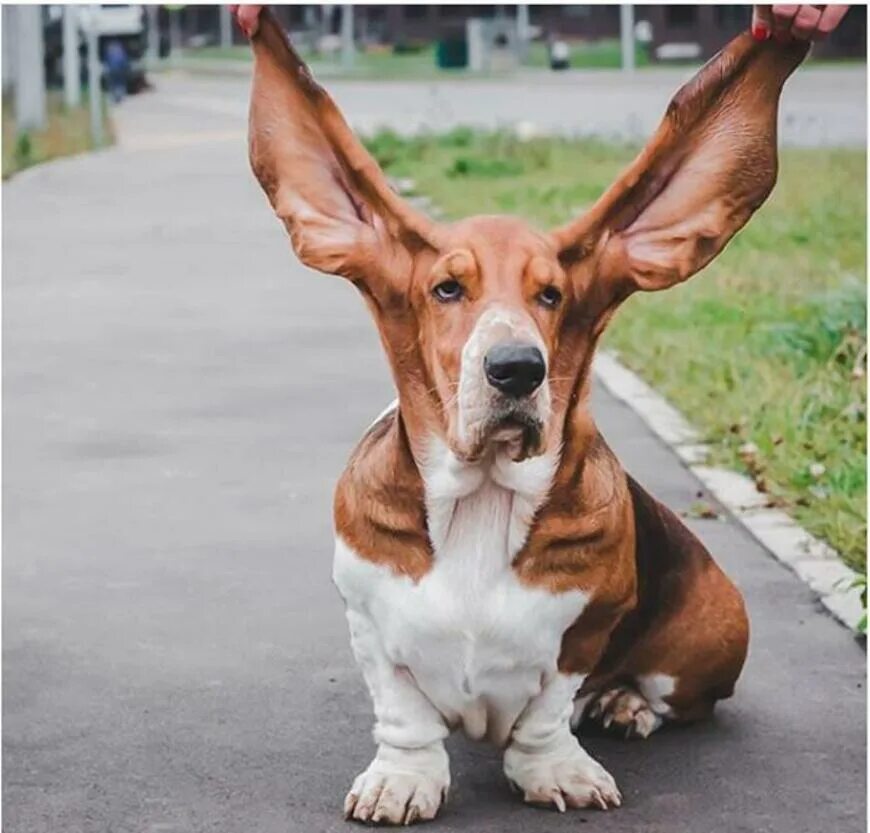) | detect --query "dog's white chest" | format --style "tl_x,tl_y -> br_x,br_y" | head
333,443 -> 587,745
